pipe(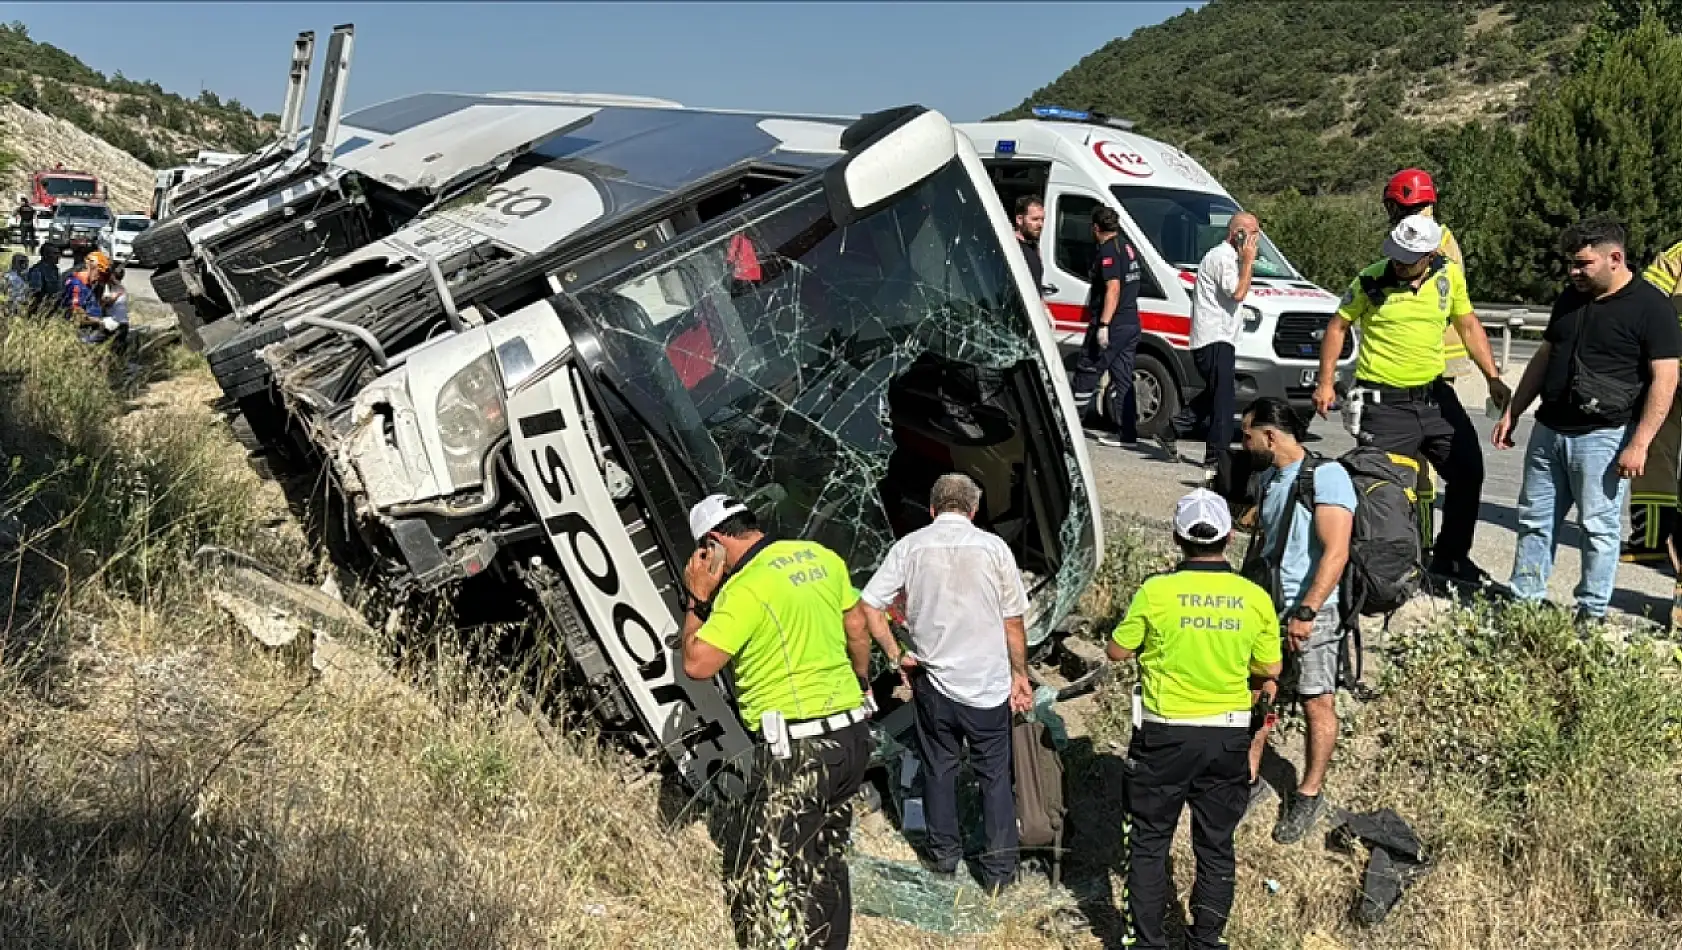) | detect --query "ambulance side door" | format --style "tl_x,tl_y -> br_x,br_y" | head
1042,160 -> 1110,335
